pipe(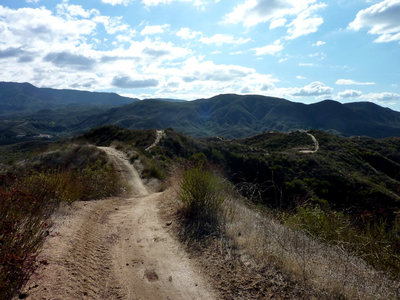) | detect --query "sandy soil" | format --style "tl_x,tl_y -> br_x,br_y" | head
21,147 -> 216,300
